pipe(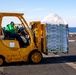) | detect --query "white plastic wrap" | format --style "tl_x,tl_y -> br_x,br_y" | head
41,13 -> 67,24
